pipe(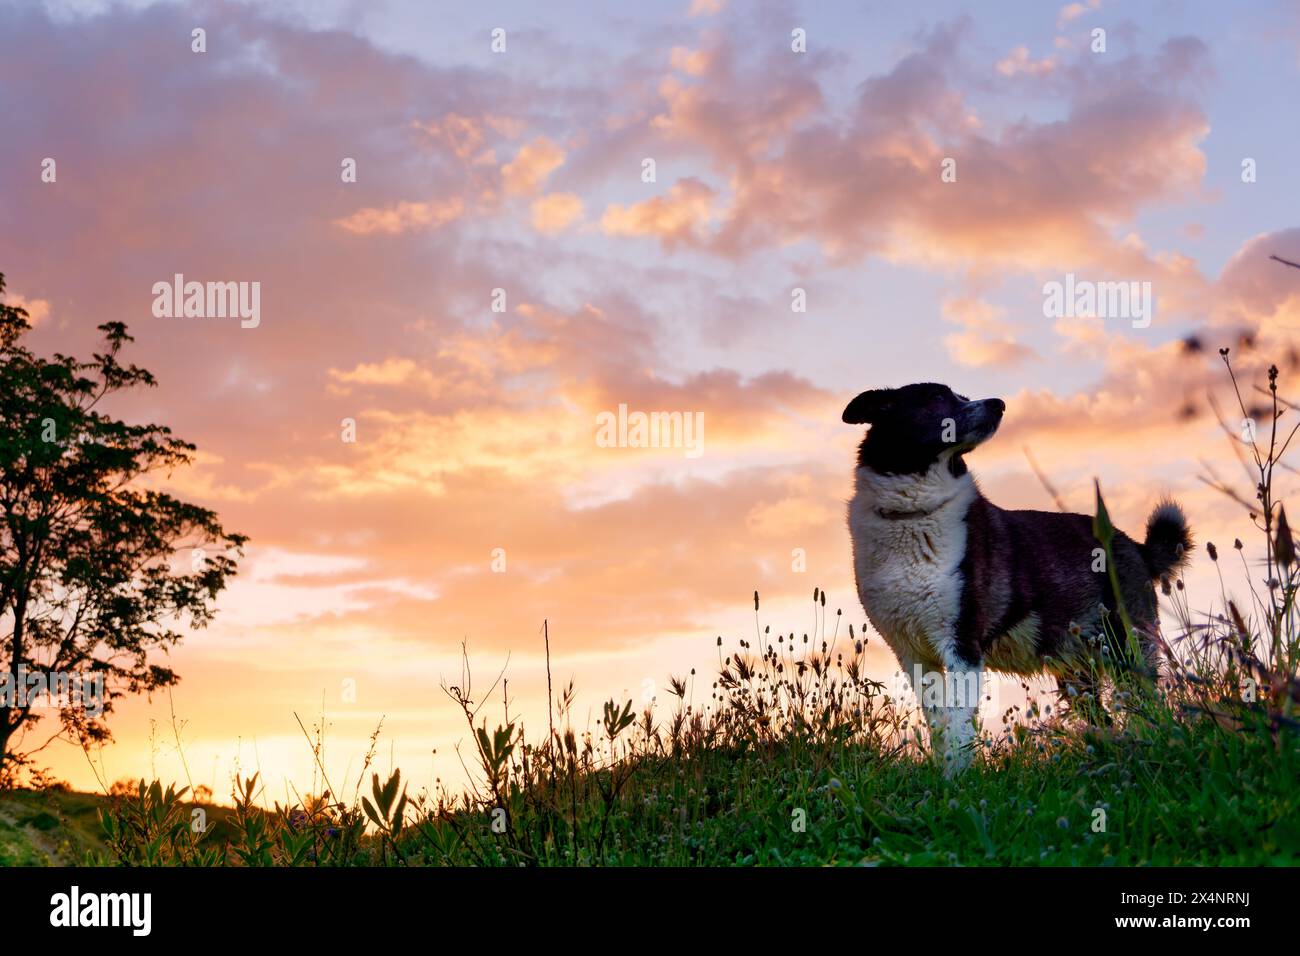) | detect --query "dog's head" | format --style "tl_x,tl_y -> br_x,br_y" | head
842,382 -> 1005,476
